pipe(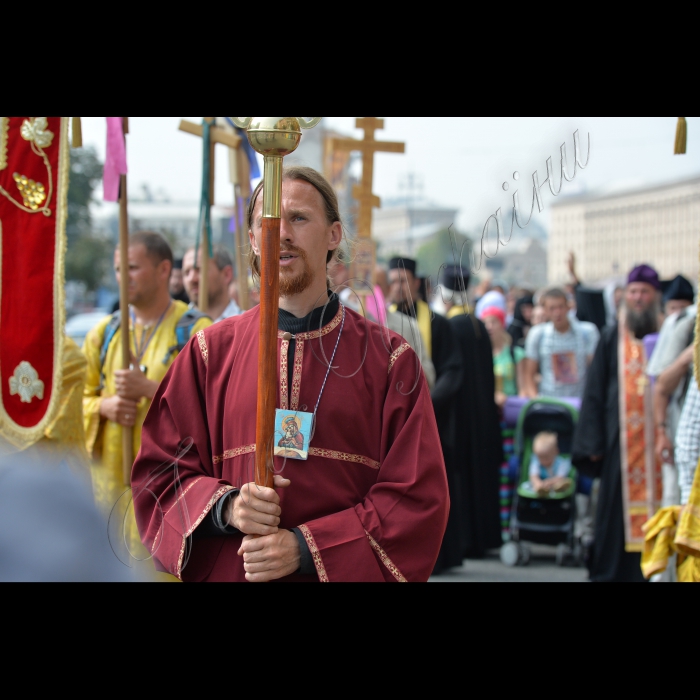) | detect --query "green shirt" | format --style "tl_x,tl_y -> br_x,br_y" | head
493,345 -> 524,397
